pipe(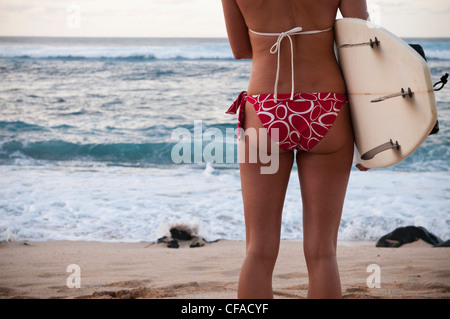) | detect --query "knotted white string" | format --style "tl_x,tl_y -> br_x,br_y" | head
249,26 -> 333,102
